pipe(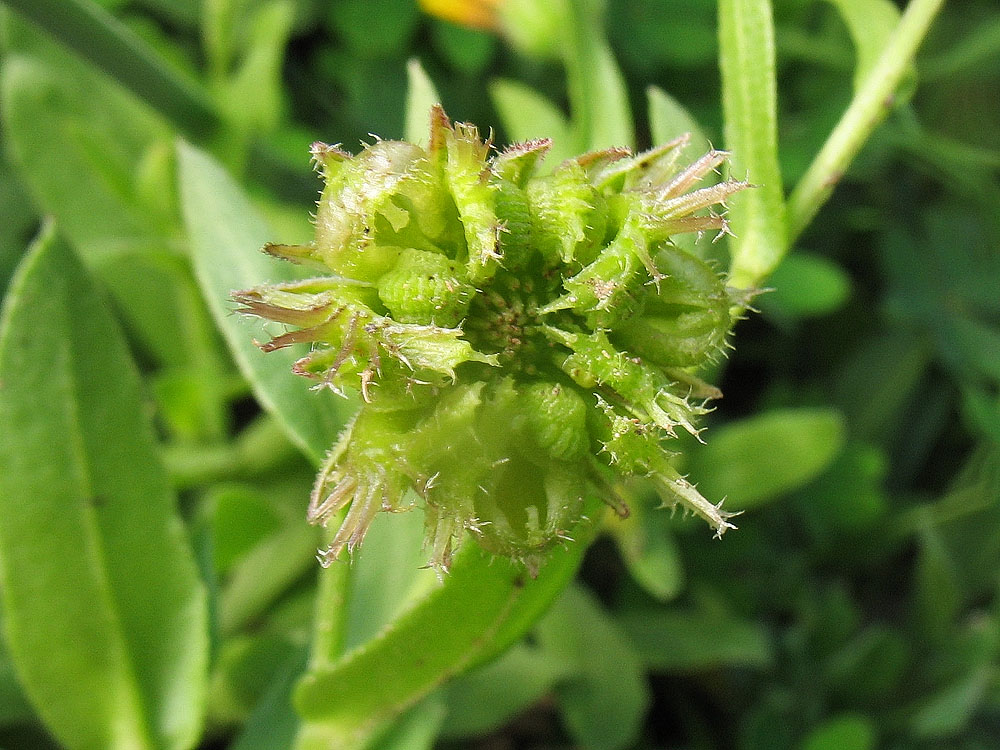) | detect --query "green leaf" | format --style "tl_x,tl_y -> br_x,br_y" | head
132,0 -> 202,27
917,448 -> 1000,603
798,442 -> 887,532
218,0 -> 296,136
366,695 -> 446,750
608,498 -> 684,602
325,0 -> 419,58
825,0 -> 903,90
801,714 -> 876,750
909,667 -> 992,739
833,332 -> 929,443
1,0 -> 216,135
0,21 -> 231,431
686,408 -> 846,510
0,625 -> 34,727
177,140 -> 349,465
292,499 -> 604,748
913,517 -> 962,642
219,522 -> 319,637
647,85 -> 711,156
0,154 -> 37,297
825,626 -> 909,702
760,252 -> 852,320
0,18 -> 176,259
564,1 -> 635,151
0,226 -> 208,750
441,643 -> 572,739
618,607 -> 773,672
536,585 -> 649,750
718,0 -> 787,288
489,79 -> 575,165
430,21 -> 496,76
342,509 -> 437,652
230,647 -> 309,750
210,633 -> 301,725
405,59 -> 441,146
